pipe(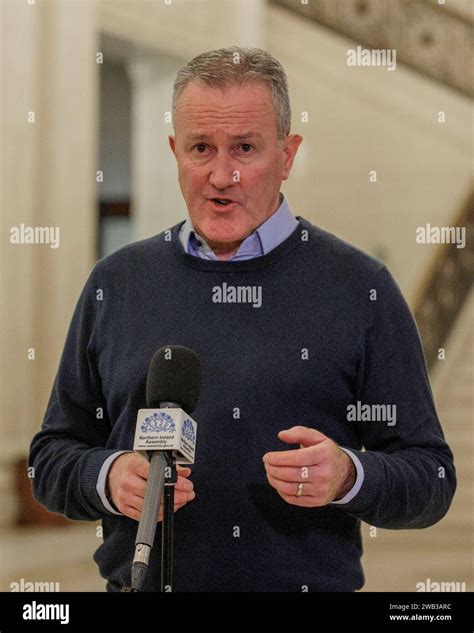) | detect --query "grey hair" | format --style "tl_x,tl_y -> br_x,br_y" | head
172,46 -> 291,140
